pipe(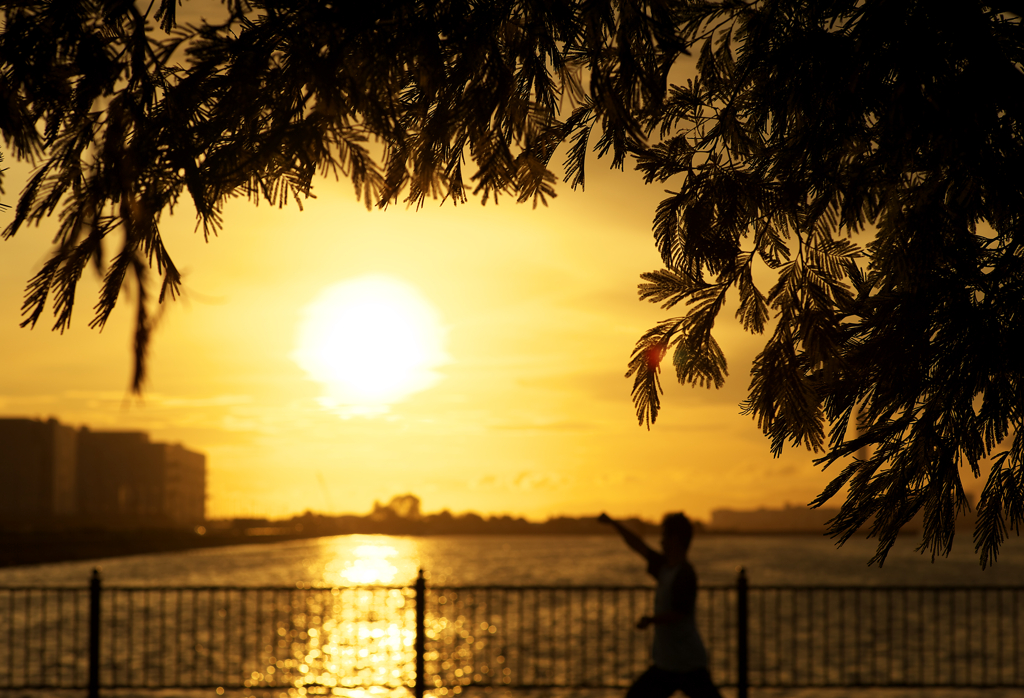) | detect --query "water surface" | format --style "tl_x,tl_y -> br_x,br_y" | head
2,533 -> 1022,588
